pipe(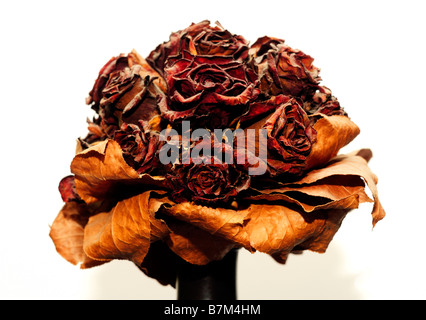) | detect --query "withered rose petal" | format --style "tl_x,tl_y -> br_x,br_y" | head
241,113 -> 360,179
239,94 -> 291,127
249,36 -> 285,58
